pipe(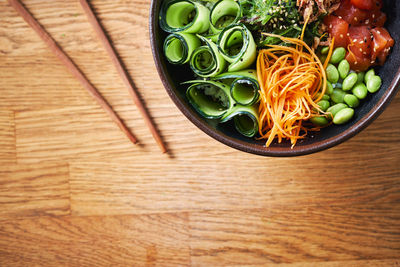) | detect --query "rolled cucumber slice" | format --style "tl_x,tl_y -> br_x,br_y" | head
160,0 -> 210,34
217,23 -> 256,72
190,35 -> 227,77
221,103 -> 259,137
184,80 -> 233,119
213,70 -> 259,105
209,0 -> 242,34
163,33 -> 201,64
